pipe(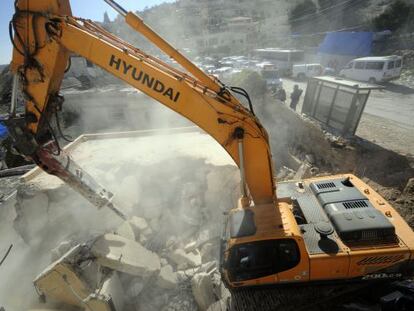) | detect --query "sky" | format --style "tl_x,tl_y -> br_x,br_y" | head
0,0 -> 174,64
